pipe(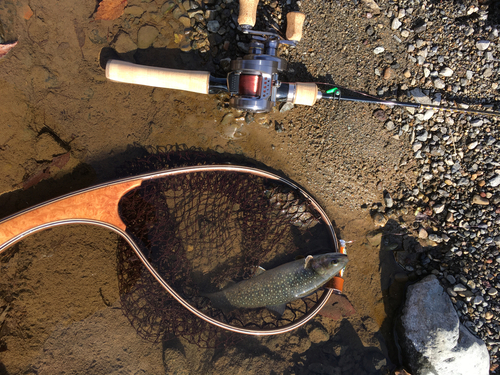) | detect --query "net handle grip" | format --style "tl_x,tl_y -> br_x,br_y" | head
286,12 -> 305,42
0,180 -> 142,252
238,0 -> 259,28
106,60 -> 211,95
